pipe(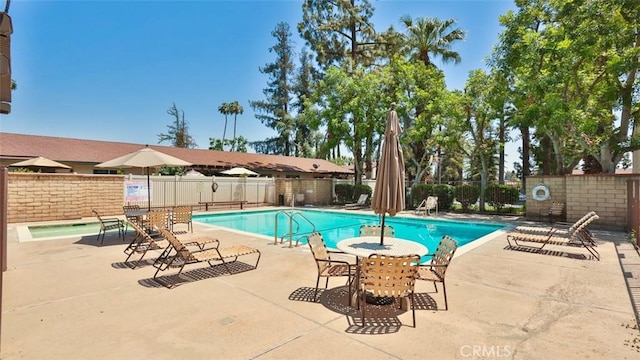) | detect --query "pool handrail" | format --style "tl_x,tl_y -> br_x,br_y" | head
274,210 -> 316,248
